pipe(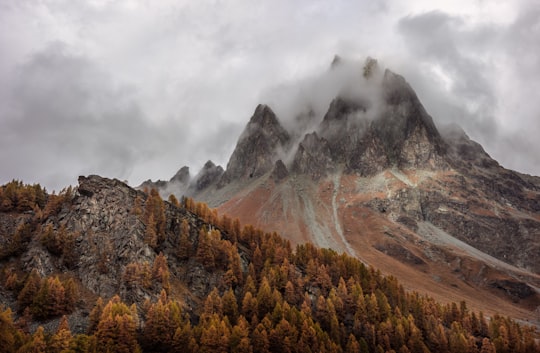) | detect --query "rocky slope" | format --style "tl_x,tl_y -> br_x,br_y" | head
3,176 -> 539,353
0,176 -> 237,333
146,58 -> 540,324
